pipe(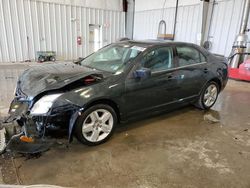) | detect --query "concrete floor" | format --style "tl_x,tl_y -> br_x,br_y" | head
0,63 -> 250,187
